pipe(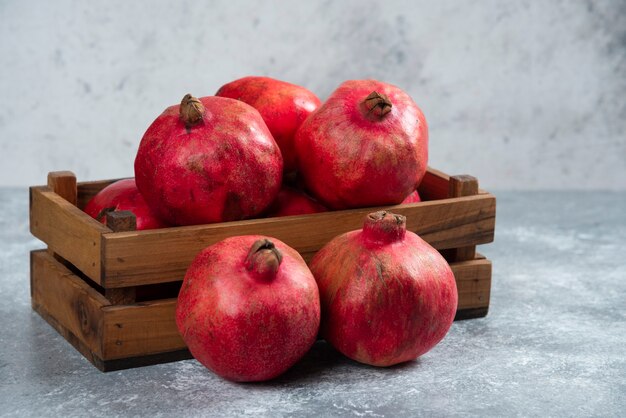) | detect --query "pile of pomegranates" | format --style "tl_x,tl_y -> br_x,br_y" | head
85,77 -> 429,227
82,77 -> 460,381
